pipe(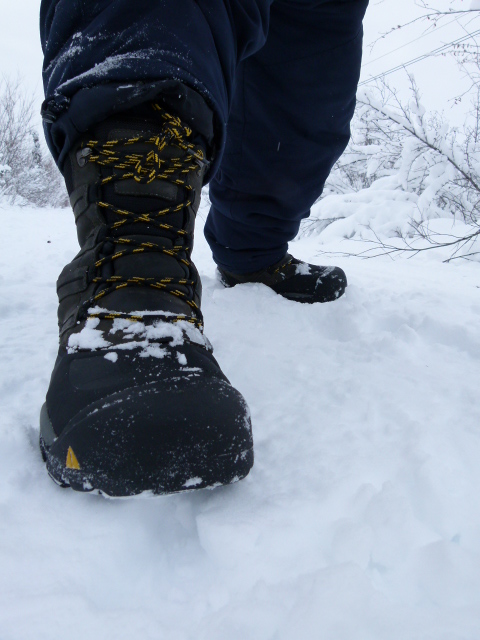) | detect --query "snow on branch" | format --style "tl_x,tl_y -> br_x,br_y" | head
0,76 -> 67,208
303,77 -> 480,262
